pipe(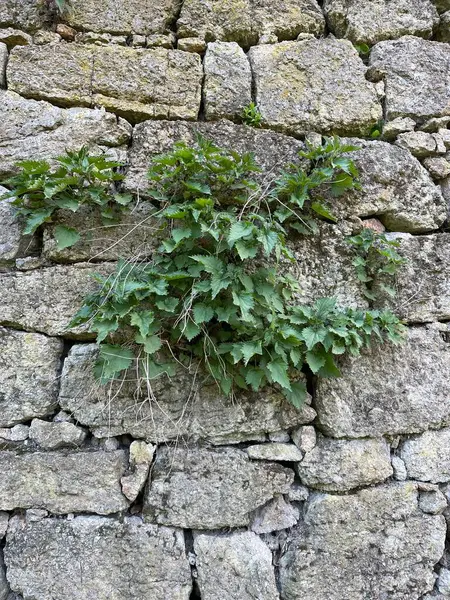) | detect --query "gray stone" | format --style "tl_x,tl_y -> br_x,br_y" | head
59,344 -> 316,444
296,436 -> 393,491
400,428 -> 450,483
177,0 -> 325,47
203,42 -> 252,121
249,38 -> 382,136
9,425 -> 28,442
144,446 -> 293,528
437,568 -> 450,595
246,443 -> 303,461
396,131 -> 439,157
0,28 -> 32,48
279,482 -> 446,600
7,43 -> 202,123
287,483 -> 309,502
368,36 -> 450,124
437,11 -> 450,40
120,441 -> 155,502
0,0 -> 53,32
5,515 -> 192,600
0,329 -> 62,427
291,425 -> 316,453
0,450 -> 128,514
0,188 -> 37,266
419,490 -> 448,515
194,531 -> 279,600
0,263 -> 114,337
25,509 -> 48,523
422,116 -> 450,132
382,116 -> 416,140
0,514 -> 8,539
438,129 -> 450,149
0,552 -> 7,600
0,91 -> 131,179
177,36 -> 206,52
250,494 -> 300,533
324,0 -> 439,45
62,0 -> 180,35
268,430 -> 290,442
316,324 -> 450,438
424,157 -> 450,180
0,43 -> 7,88
392,456 -> 408,481
28,419 -> 86,449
